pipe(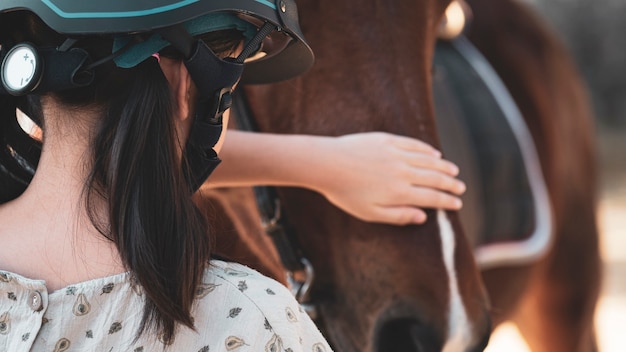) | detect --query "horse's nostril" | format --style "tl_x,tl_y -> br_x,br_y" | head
468,332 -> 490,352
469,316 -> 492,352
376,318 -> 442,352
